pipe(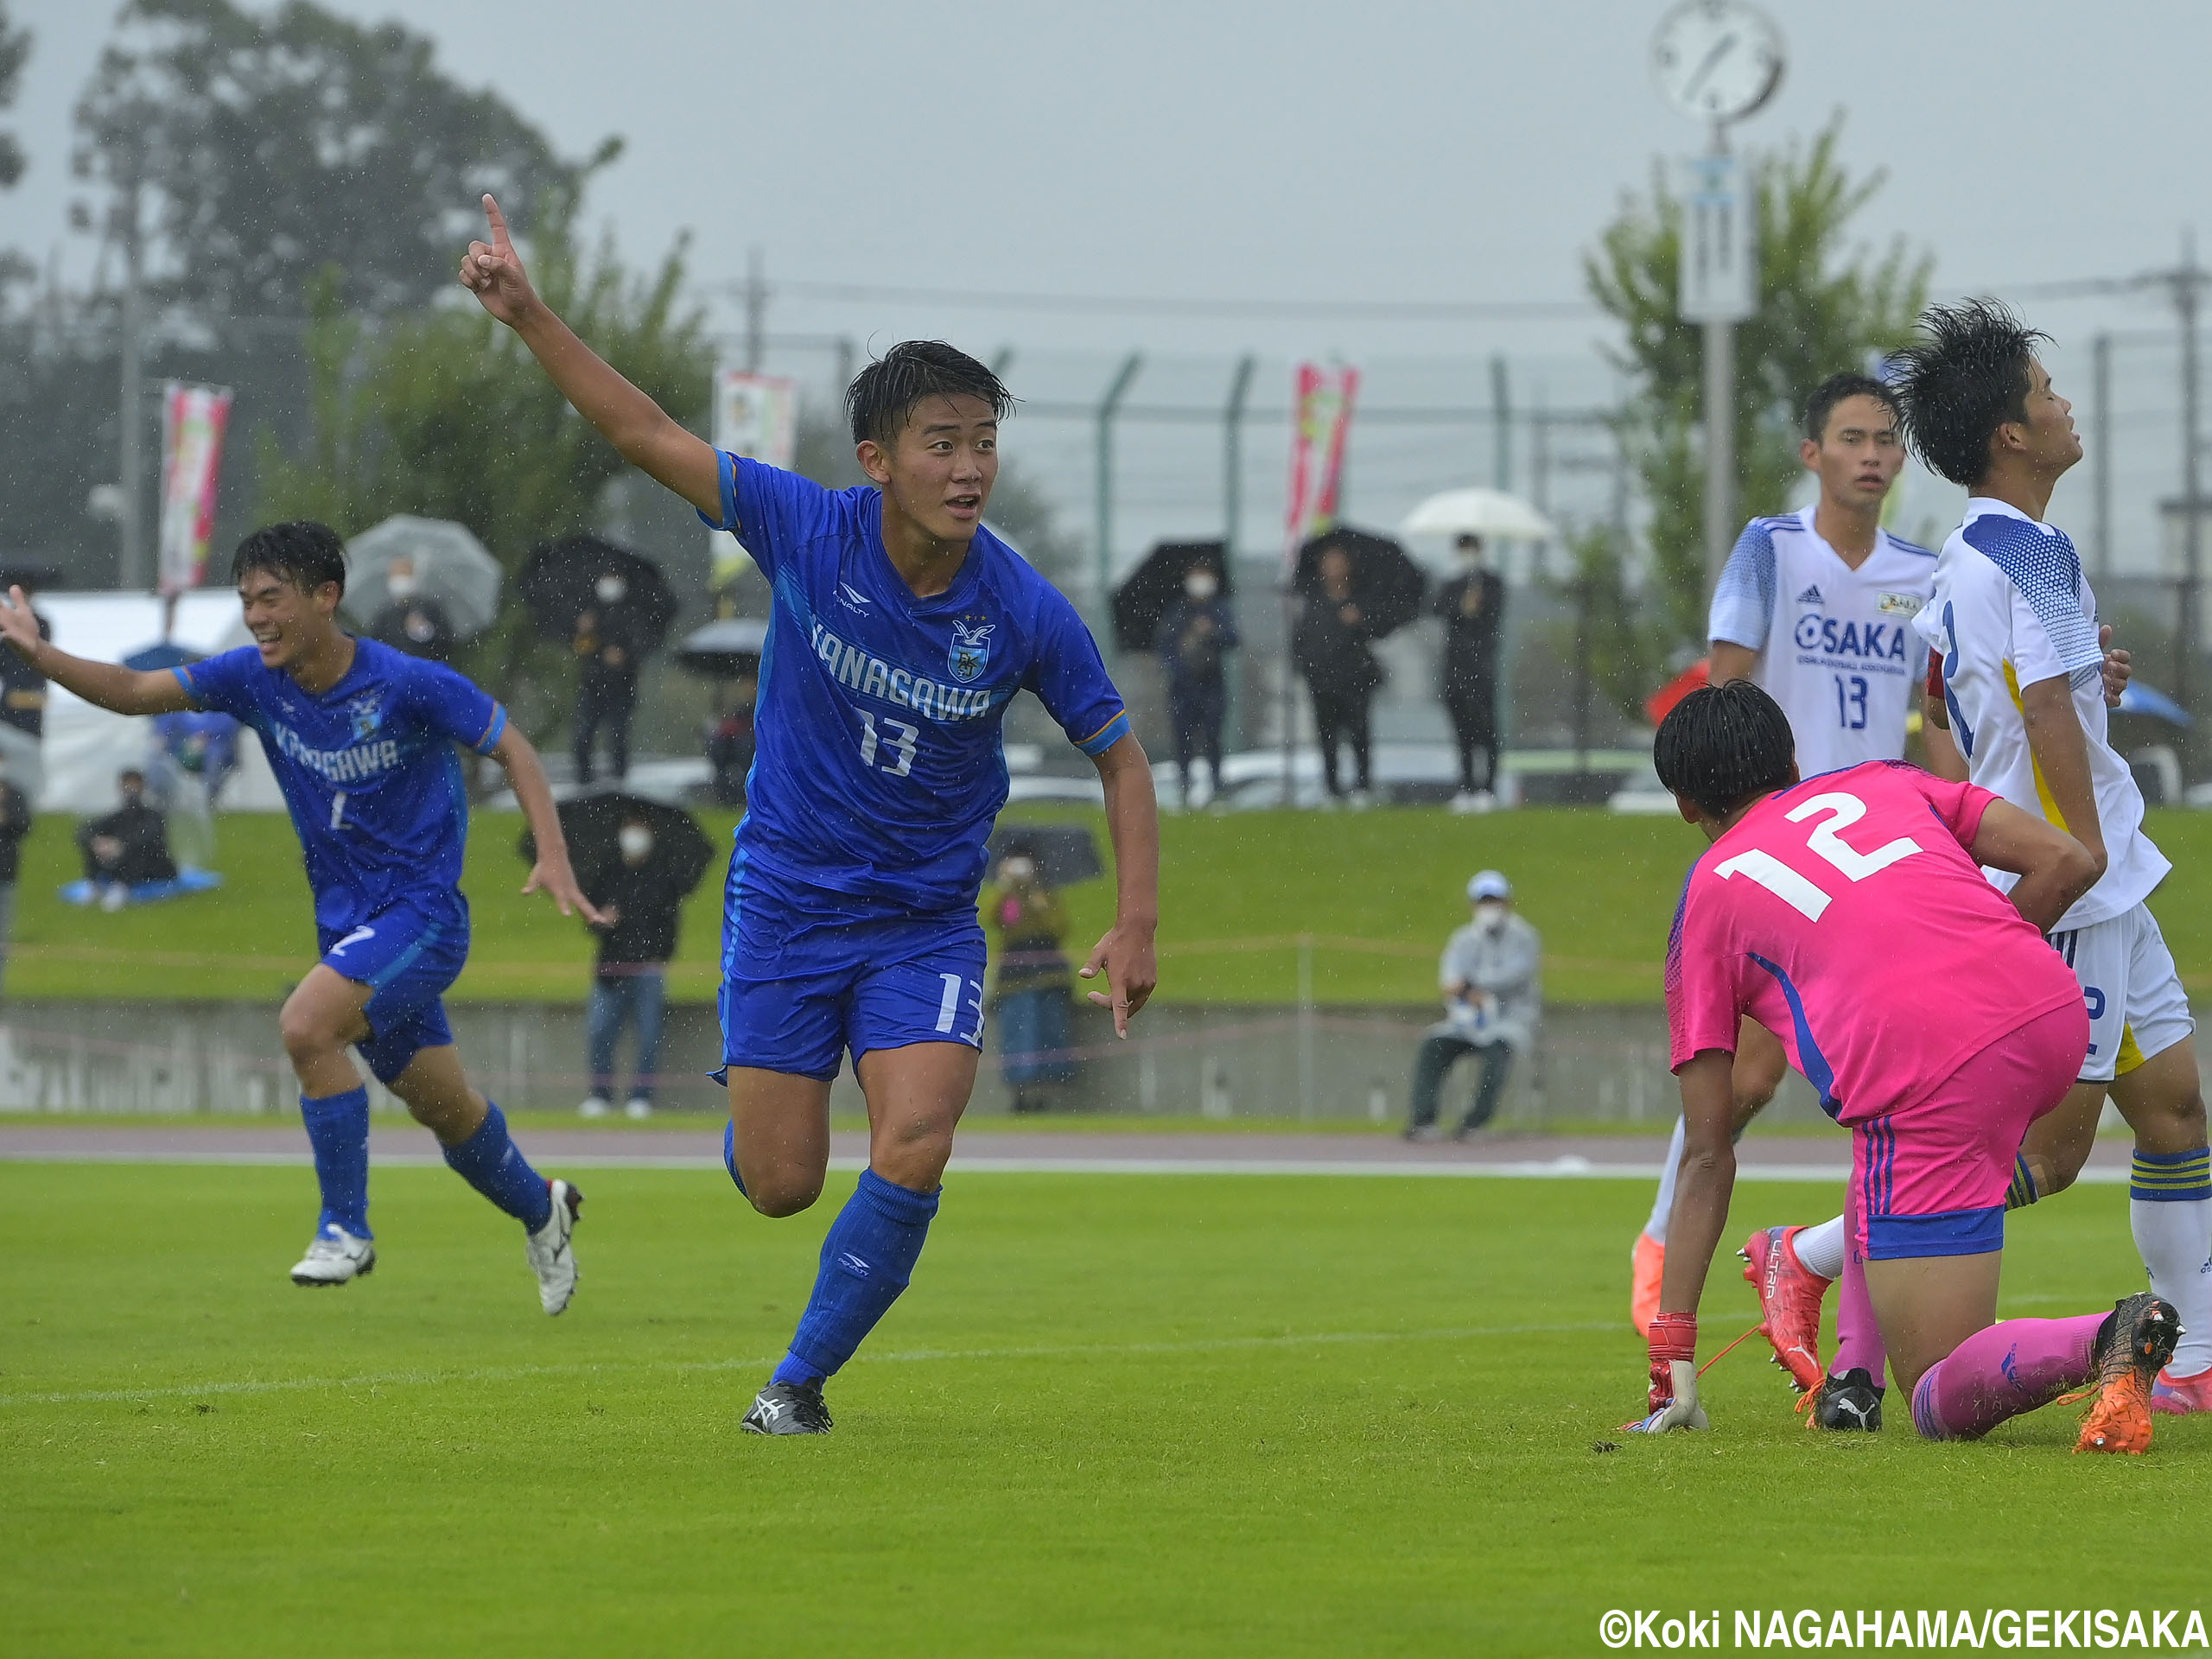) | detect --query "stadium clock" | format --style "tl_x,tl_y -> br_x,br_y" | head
1650,0 -> 1785,125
